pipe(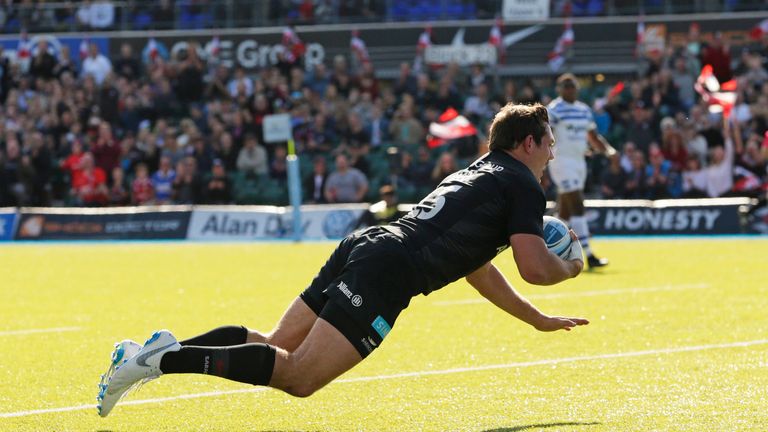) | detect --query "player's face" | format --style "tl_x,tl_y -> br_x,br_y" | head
532,126 -> 555,180
559,81 -> 578,102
